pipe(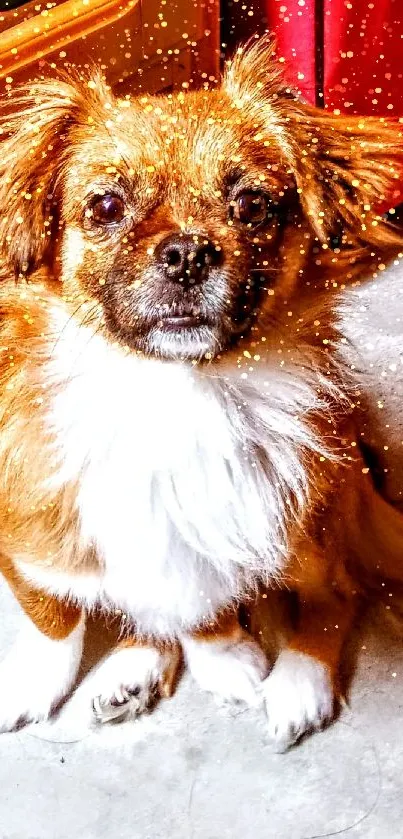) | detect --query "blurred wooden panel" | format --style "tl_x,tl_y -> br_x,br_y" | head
0,0 -> 220,92
0,0 -> 139,77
